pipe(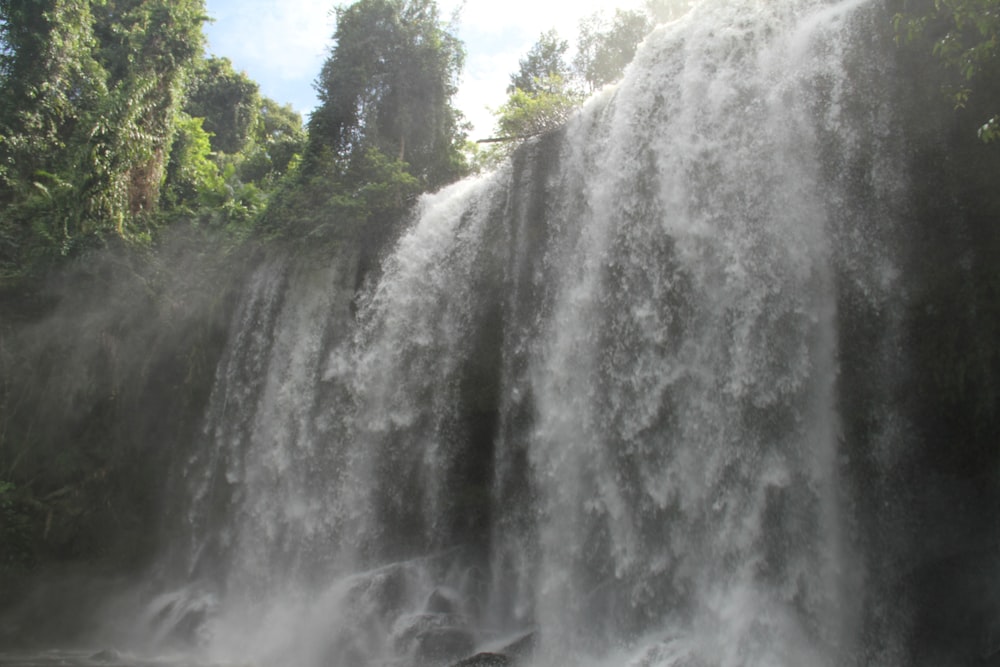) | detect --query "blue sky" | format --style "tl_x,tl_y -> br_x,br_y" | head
202,0 -> 649,138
